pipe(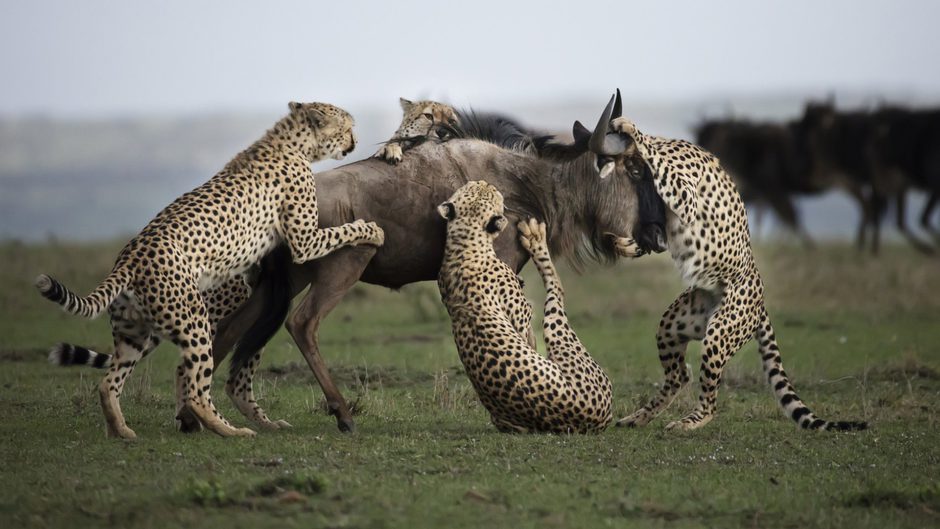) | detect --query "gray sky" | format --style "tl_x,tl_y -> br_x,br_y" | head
2,0 -> 939,117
